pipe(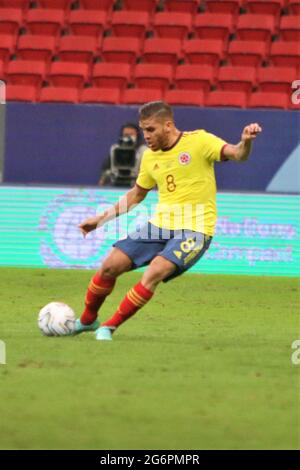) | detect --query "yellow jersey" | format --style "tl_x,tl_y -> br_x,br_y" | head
136,129 -> 228,236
